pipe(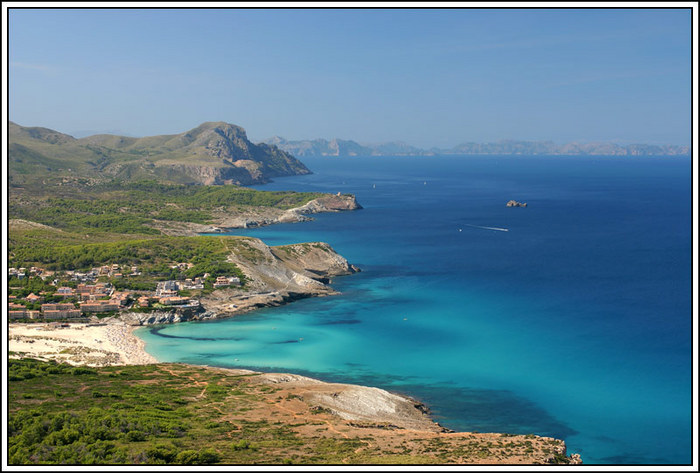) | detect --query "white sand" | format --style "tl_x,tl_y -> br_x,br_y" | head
9,322 -> 157,367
